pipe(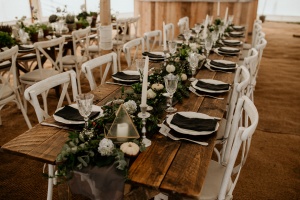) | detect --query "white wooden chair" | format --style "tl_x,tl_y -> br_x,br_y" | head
144,30 -> 162,52
86,25 -> 101,59
24,70 -> 78,200
177,16 -> 189,34
215,65 -> 251,163
19,37 -> 65,112
0,46 -> 31,128
157,96 -> 258,200
123,37 -> 145,68
124,15 -> 141,41
82,52 -> 118,90
163,22 -> 175,43
243,20 -> 262,50
243,48 -> 259,102
62,27 -> 91,94
113,18 -> 131,70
